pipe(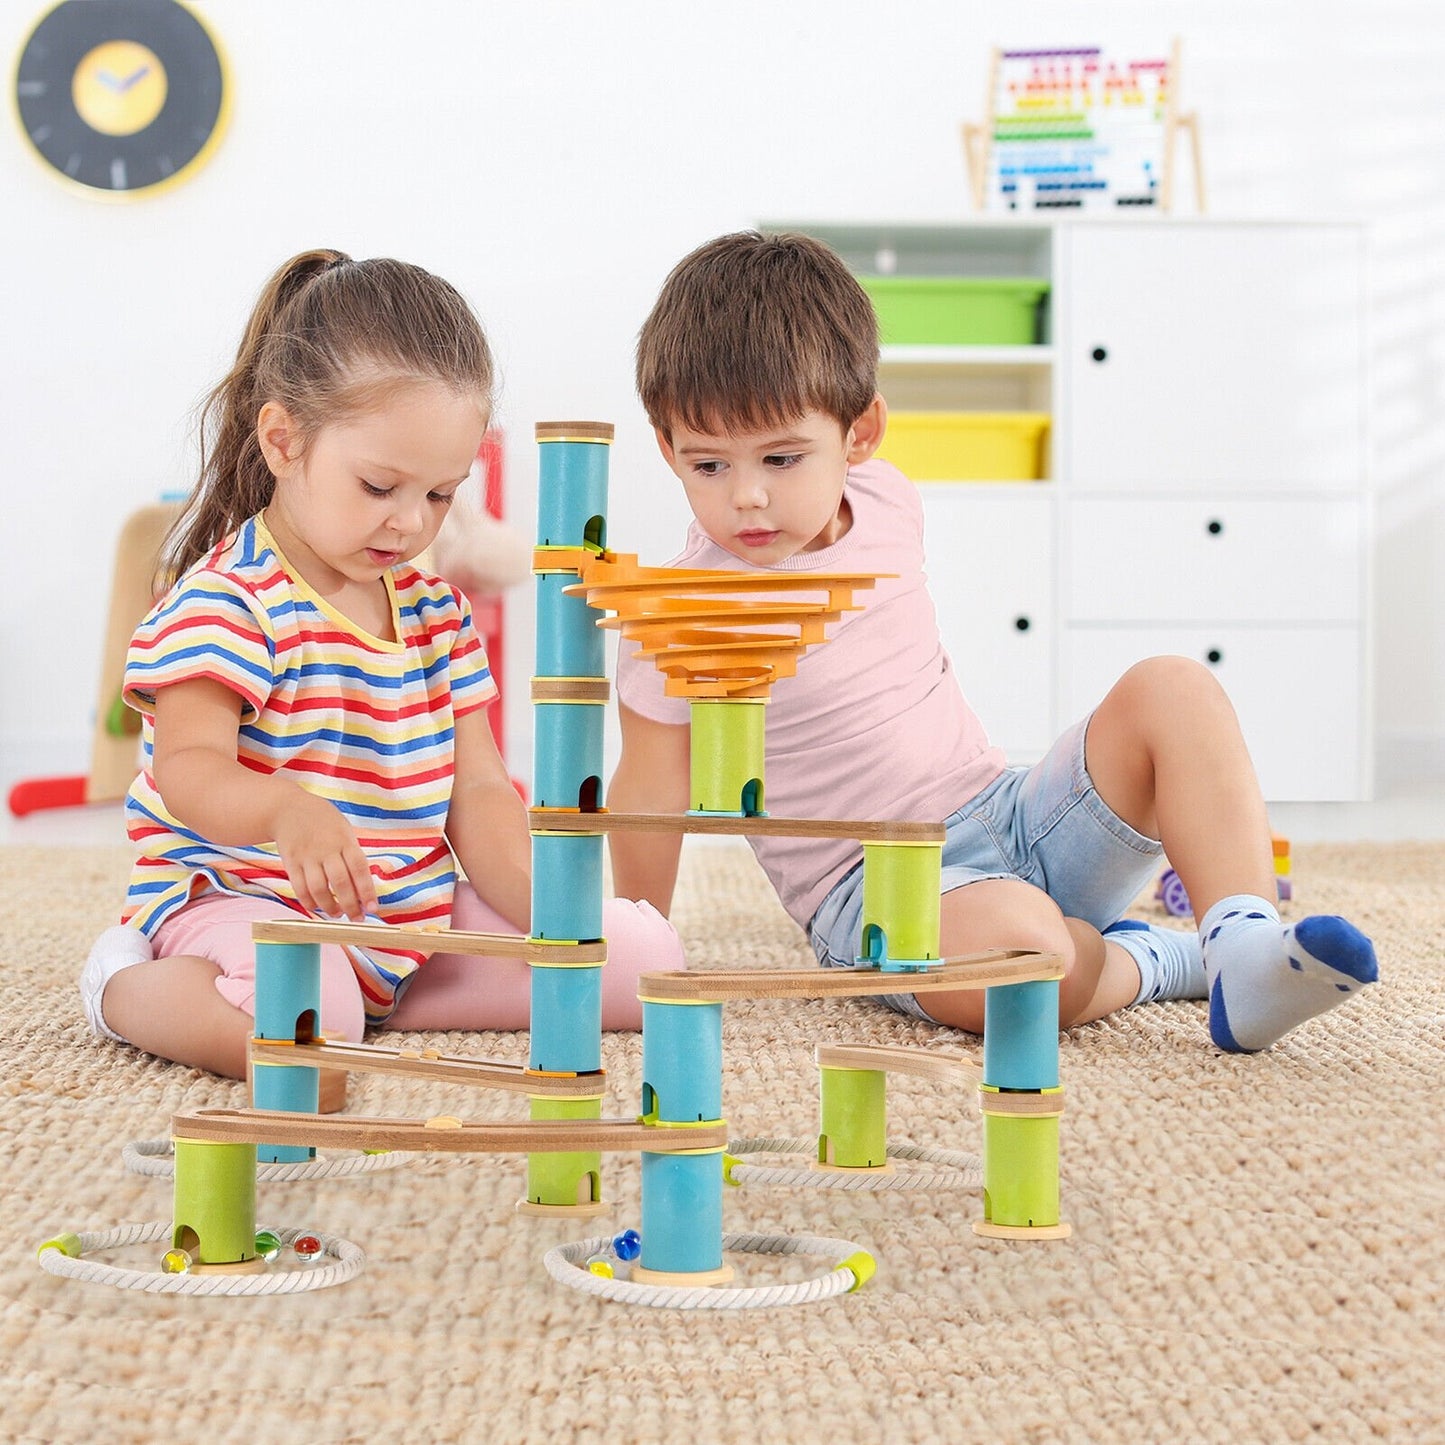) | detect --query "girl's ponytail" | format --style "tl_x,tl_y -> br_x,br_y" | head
161,250 -> 350,584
